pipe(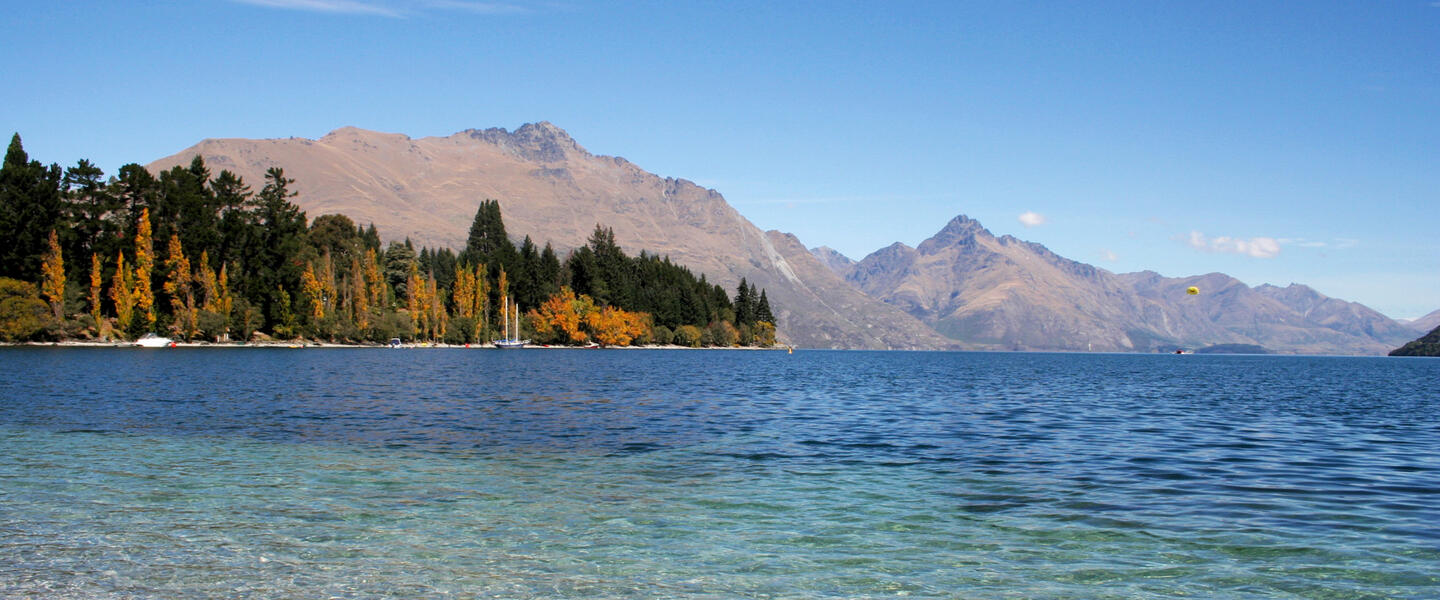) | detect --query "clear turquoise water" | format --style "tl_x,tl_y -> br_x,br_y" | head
1,348 -> 1437,598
